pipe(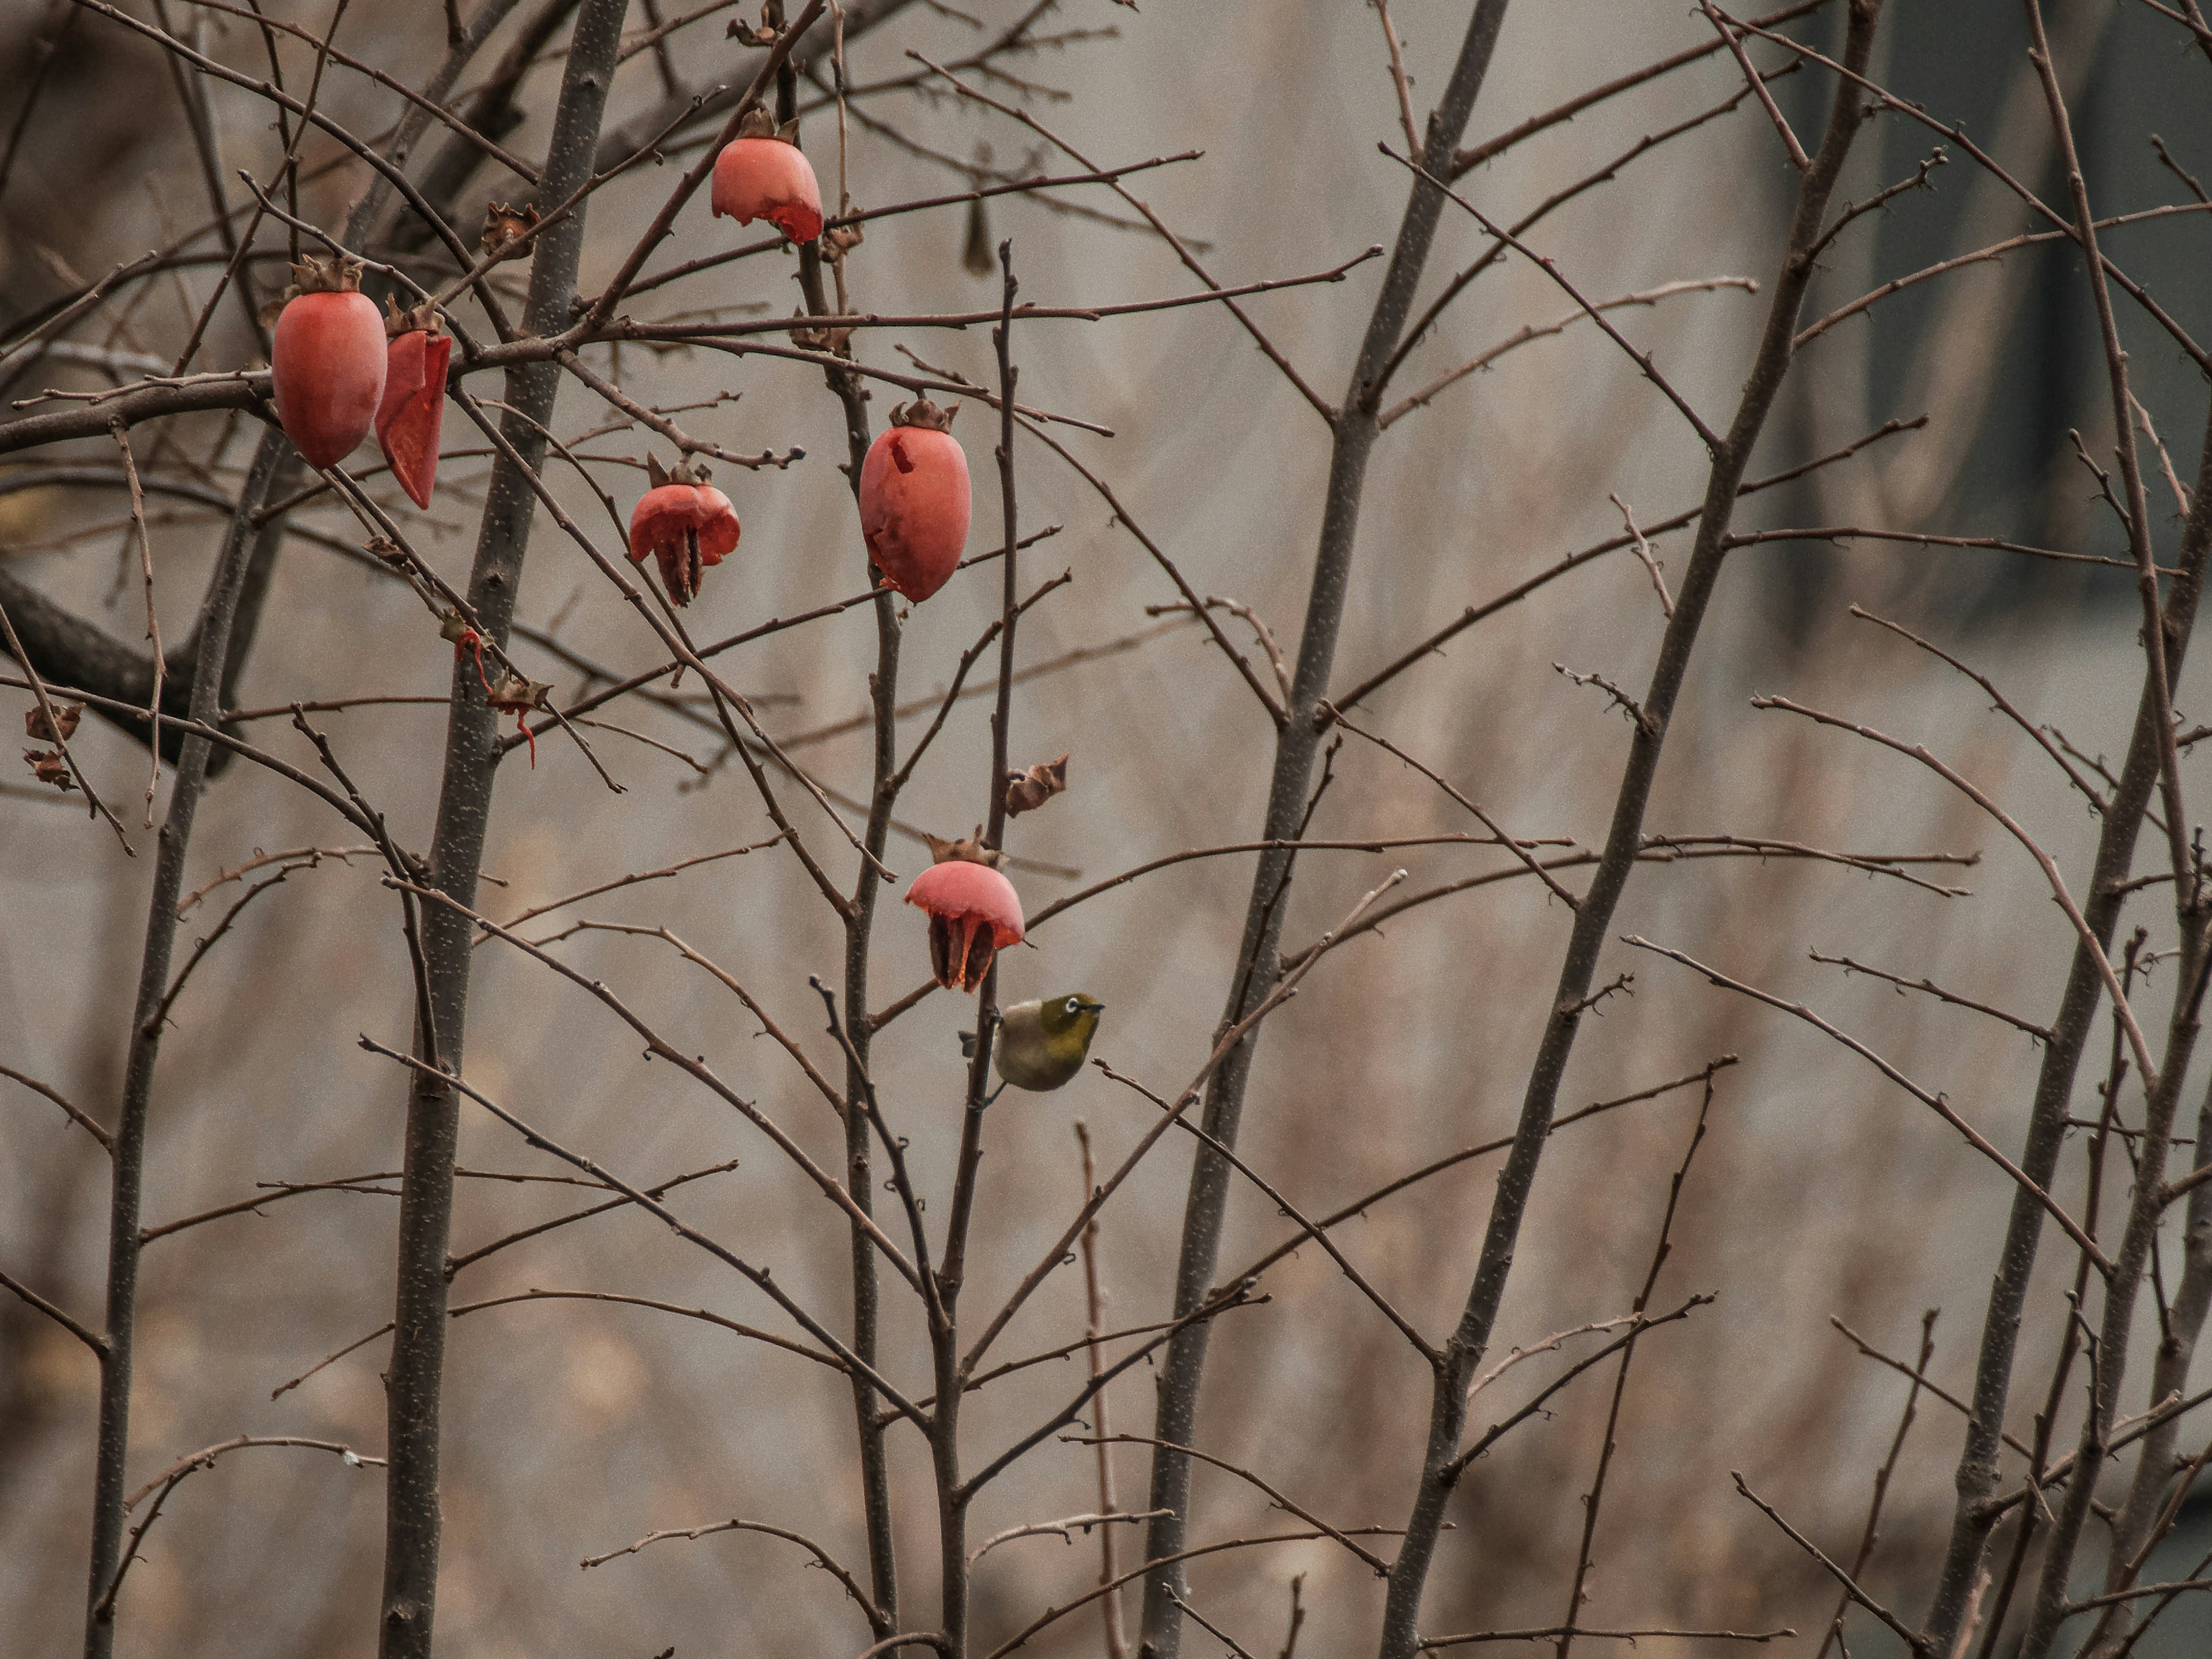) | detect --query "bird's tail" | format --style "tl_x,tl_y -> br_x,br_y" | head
957,1029 -> 978,1060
